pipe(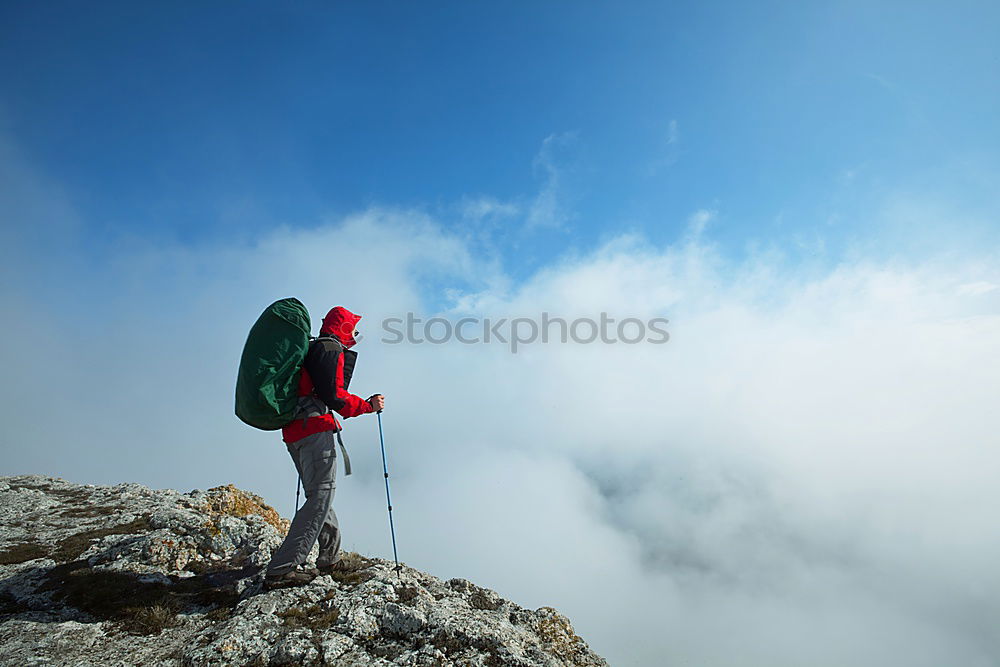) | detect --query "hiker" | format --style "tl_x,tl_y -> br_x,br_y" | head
263,305 -> 385,589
